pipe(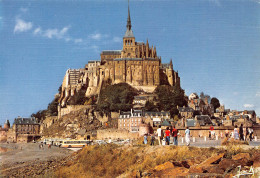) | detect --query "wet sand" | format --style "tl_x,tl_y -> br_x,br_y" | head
0,143 -> 74,177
